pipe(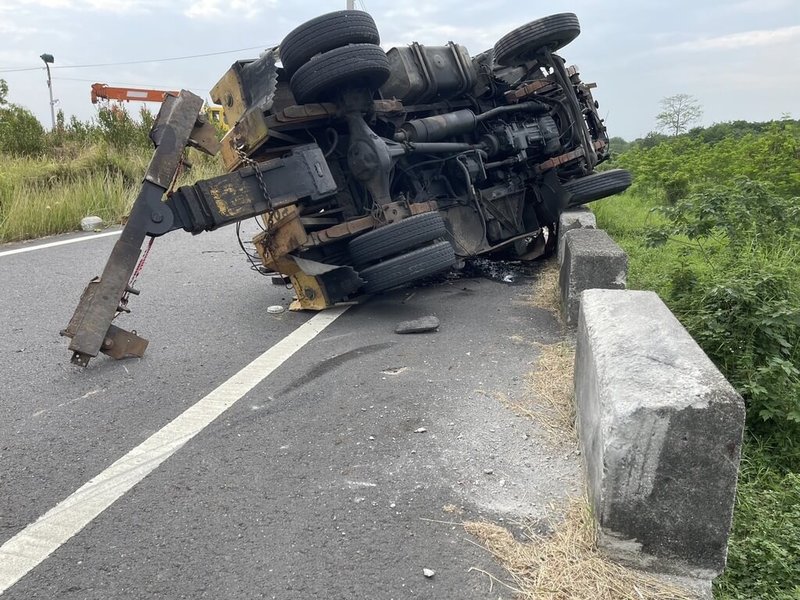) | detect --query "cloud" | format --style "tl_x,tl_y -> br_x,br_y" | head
731,0 -> 794,12
6,0 -> 160,13
666,25 -> 800,52
0,20 -> 39,37
184,0 -> 272,20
